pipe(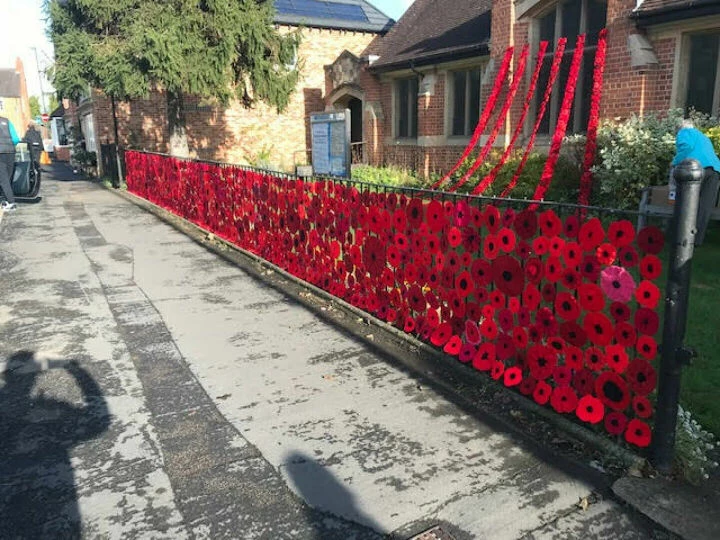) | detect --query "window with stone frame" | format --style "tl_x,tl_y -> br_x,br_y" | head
682,32 -> 720,116
449,67 -> 482,137
395,77 -> 419,139
534,0 -> 607,135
